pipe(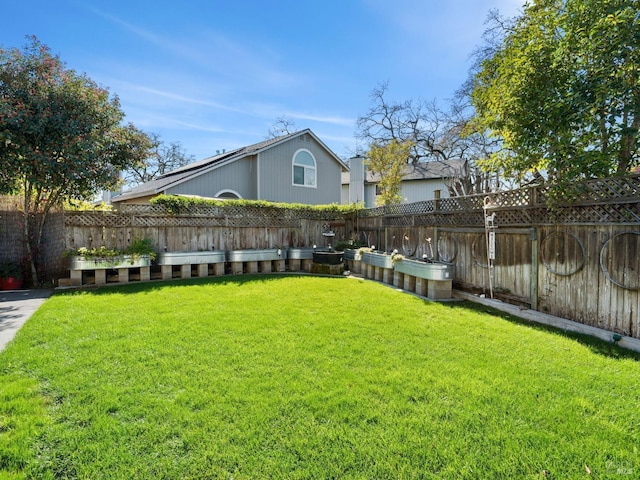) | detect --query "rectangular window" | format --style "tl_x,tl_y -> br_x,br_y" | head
304,168 -> 315,186
293,165 -> 305,185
